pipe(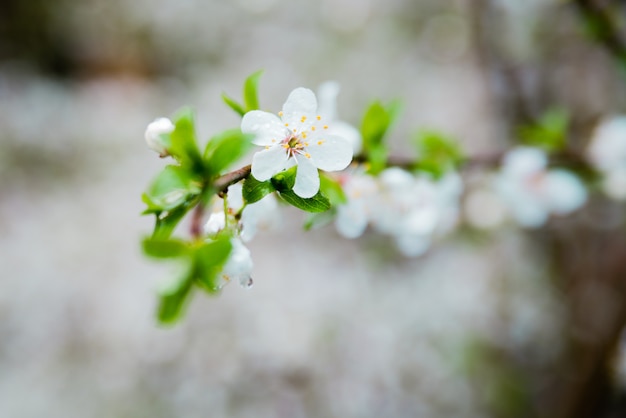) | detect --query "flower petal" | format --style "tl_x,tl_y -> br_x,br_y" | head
306,135 -> 353,172
251,146 -> 289,181
293,154 -> 320,198
336,203 -> 368,239
242,110 -> 289,146
282,88 -> 318,126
